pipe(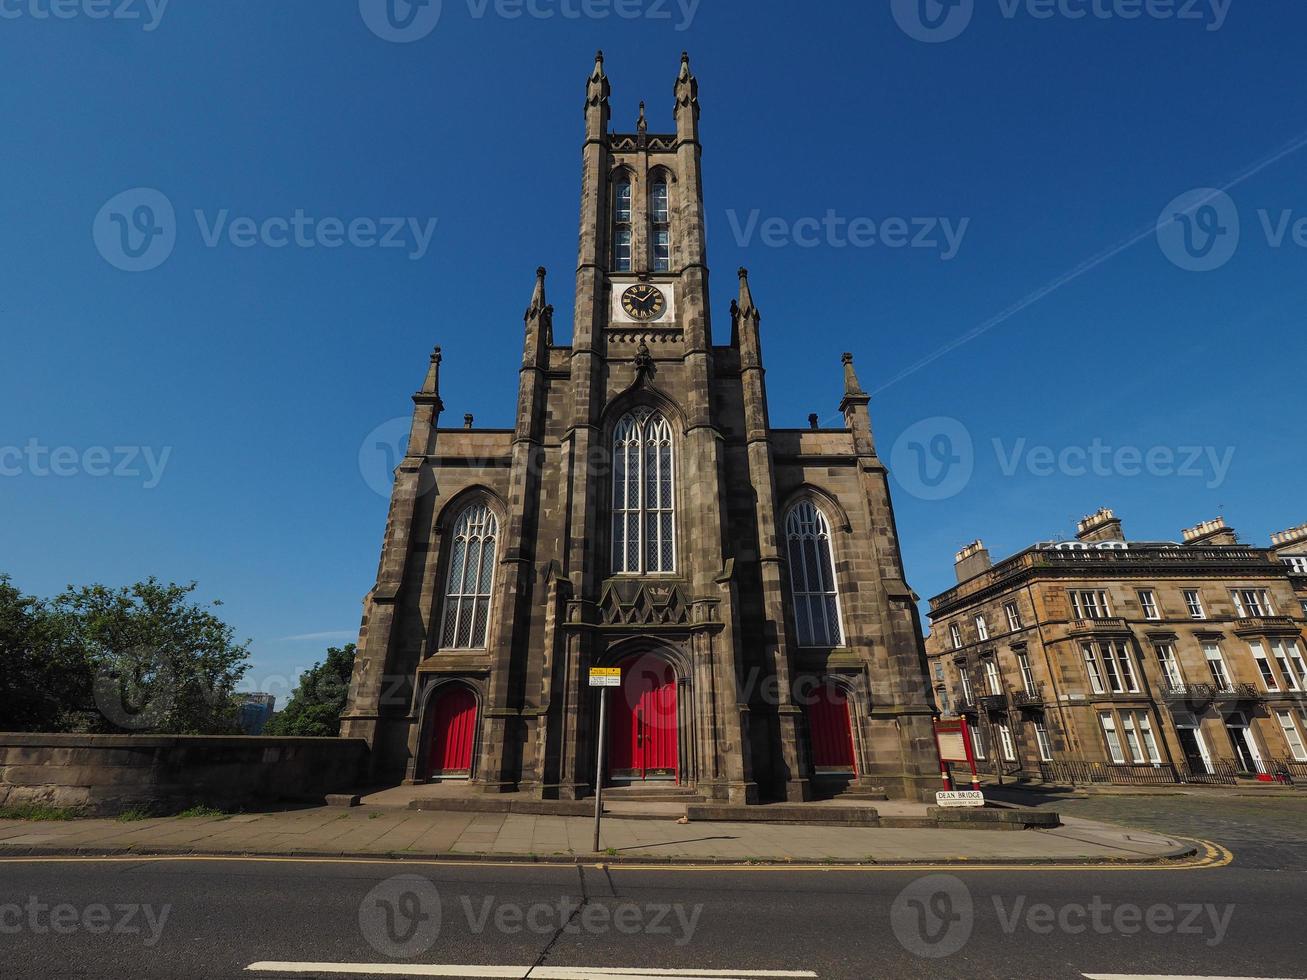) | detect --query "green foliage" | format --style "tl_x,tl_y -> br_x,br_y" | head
0,803 -> 83,821
53,578 -> 250,735
264,644 -> 356,738
0,575 -> 251,736
0,575 -> 91,732
175,804 -> 229,819
116,807 -> 155,822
